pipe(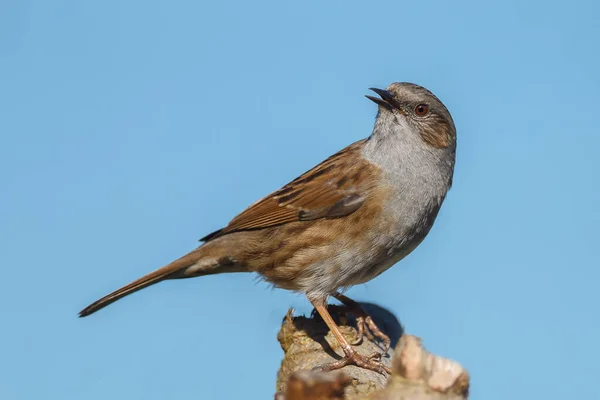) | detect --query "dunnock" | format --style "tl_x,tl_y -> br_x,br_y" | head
80,82 -> 456,375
